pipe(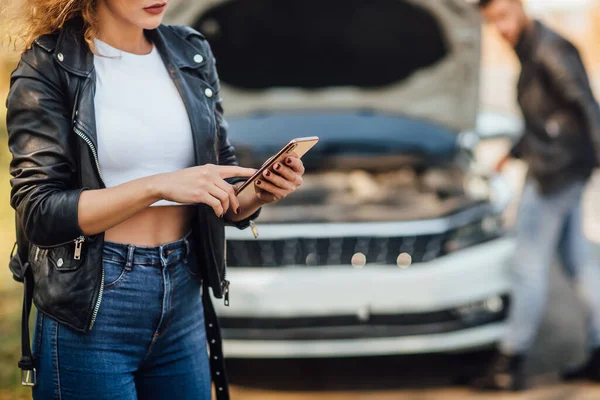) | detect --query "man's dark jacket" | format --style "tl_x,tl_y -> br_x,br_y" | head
513,20 -> 600,194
